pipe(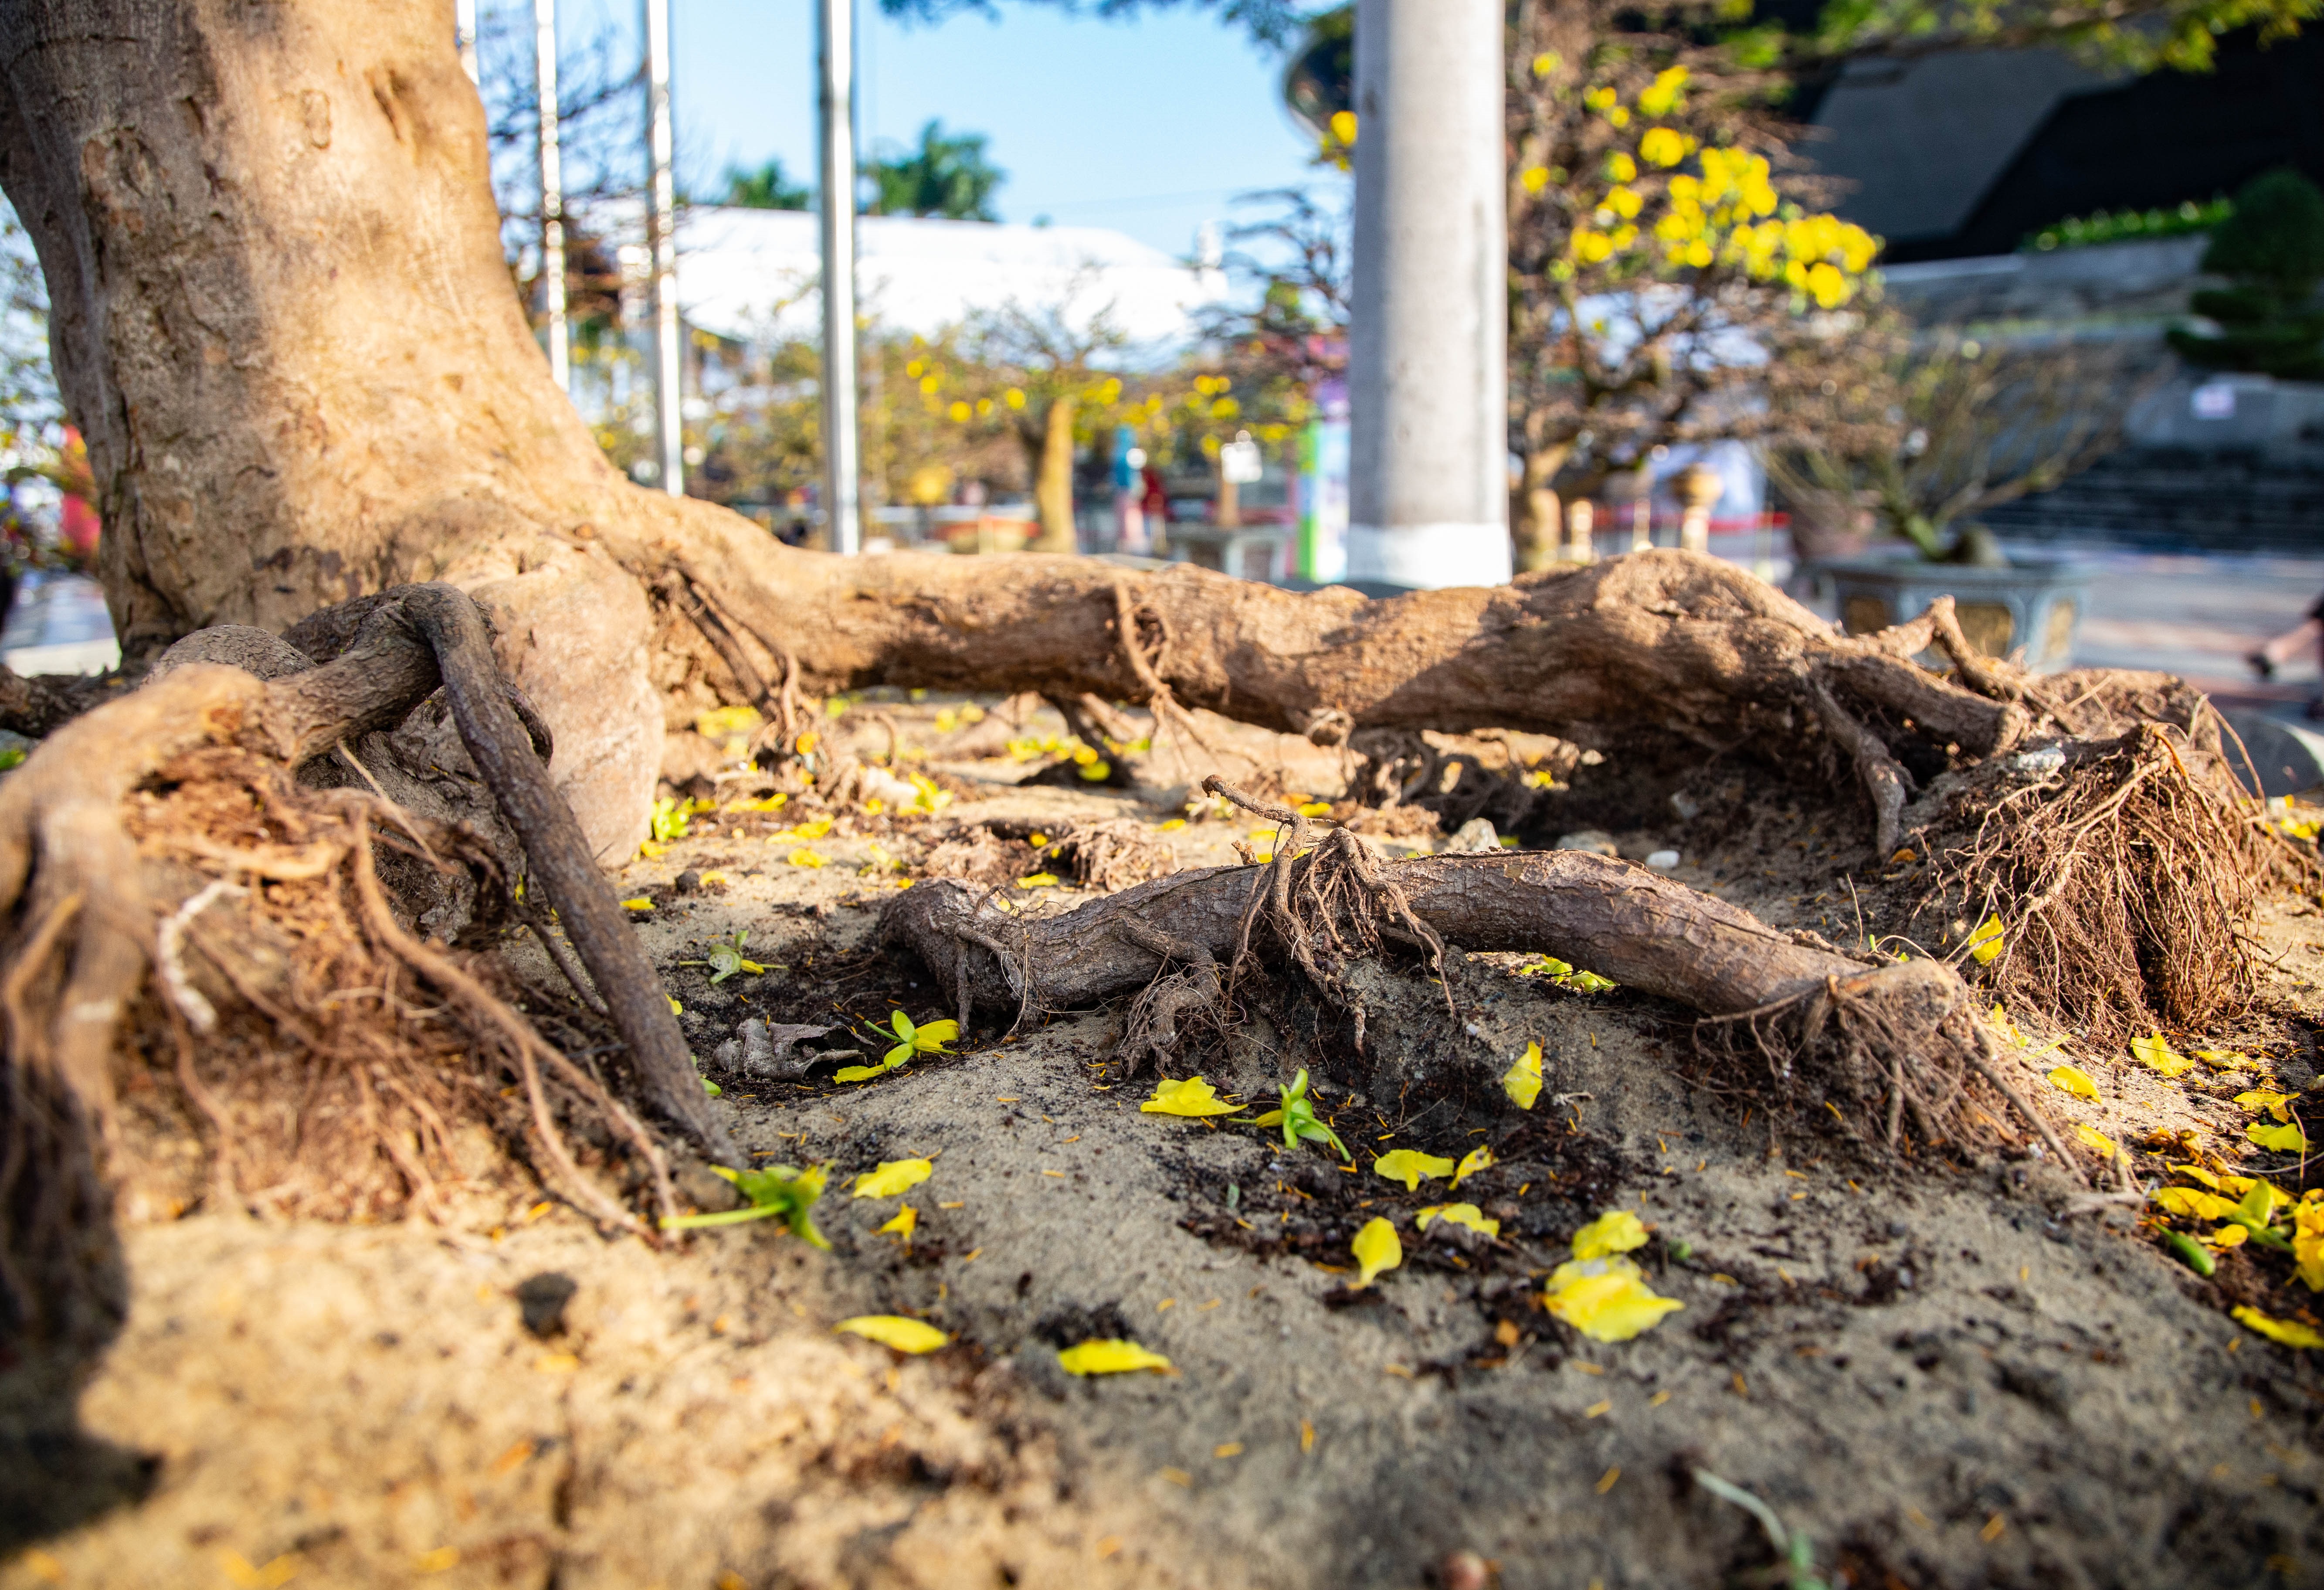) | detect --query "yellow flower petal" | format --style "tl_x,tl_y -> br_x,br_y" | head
835,1315 -> 949,1354
2047,1065 -> 2100,1102
1544,1264 -> 1683,1343
2237,1089 -> 2297,1123
2249,1121 -> 2310,1152
2293,1203 -> 2324,1291
1503,1040 -> 1544,1110
1415,1203 -> 1500,1239
2131,1033 -> 2194,1077
1571,1209 -> 1649,1260
2073,1123 -> 2117,1158
1352,1216 -> 1403,1286
1019,873 -> 1061,888
621,897 -> 655,911
787,848 -> 825,868
2152,1186 -> 2238,1220
852,1158 -> 934,1198
1372,1149 -> 1456,1191
695,704 -> 763,740
1058,1339 -> 1174,1376
1452,1145 -> 1495,1187
2209,1223 -> 2250,1250
1971,911 -> 2008,962
1140,1076 -> 1241,1117
879,1205 -> 919,1238
2232,1307 -> 2324,1349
